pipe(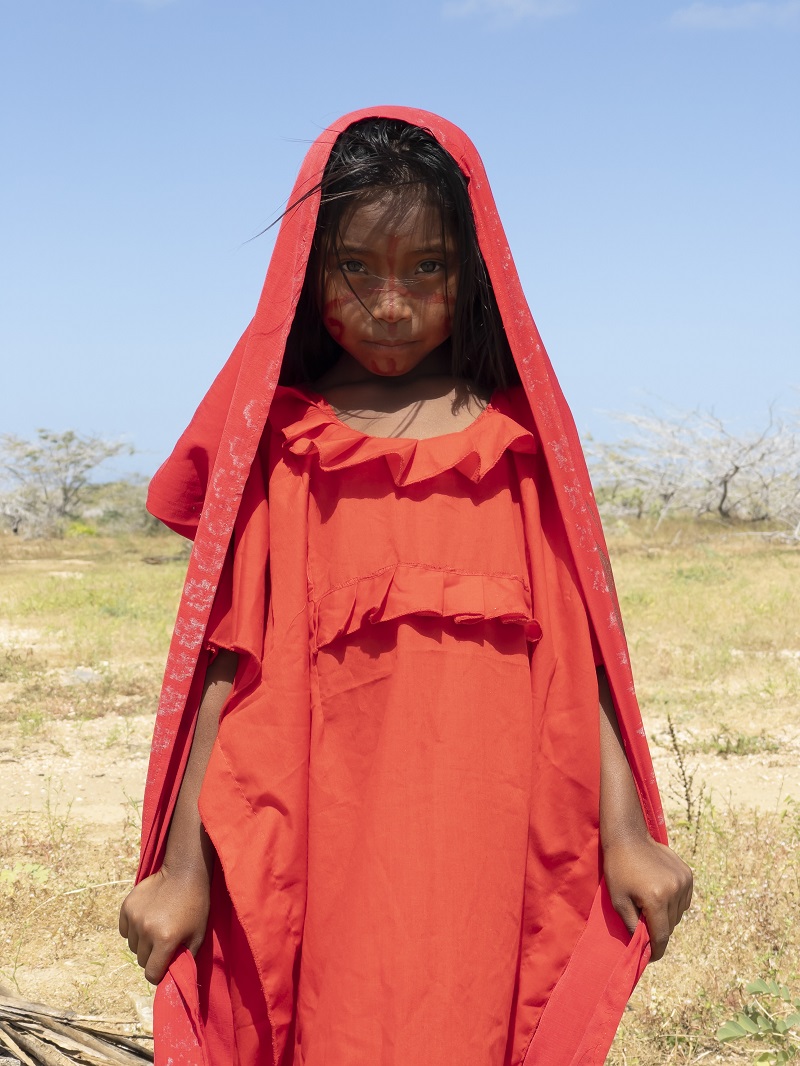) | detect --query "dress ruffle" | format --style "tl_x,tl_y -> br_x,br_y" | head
274,386 -> 536,487
311,561 -> 543,651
